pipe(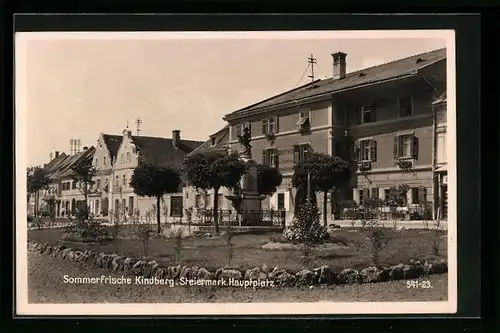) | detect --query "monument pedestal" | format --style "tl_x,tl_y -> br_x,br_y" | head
226,156 -> 266,226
